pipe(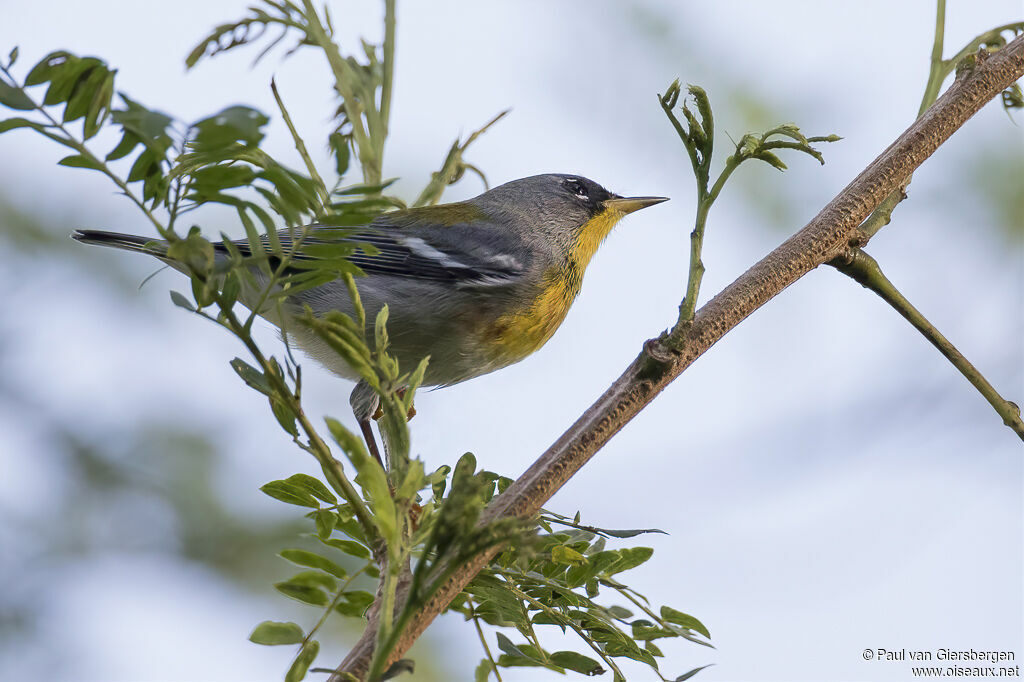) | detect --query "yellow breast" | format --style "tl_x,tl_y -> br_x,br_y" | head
479,206 -> 625,368
482,265 -> 579,366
